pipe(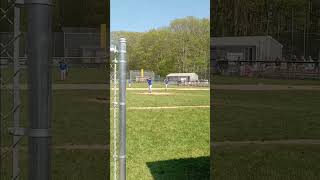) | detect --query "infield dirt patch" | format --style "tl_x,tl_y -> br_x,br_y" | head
136,92 -> 174,96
